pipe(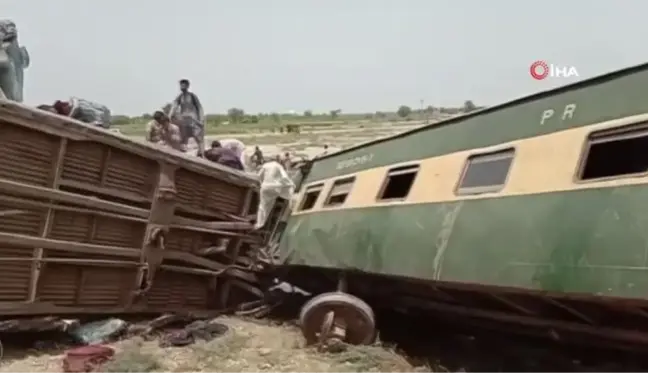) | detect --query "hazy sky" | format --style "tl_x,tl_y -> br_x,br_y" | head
4,0 -> 647,115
